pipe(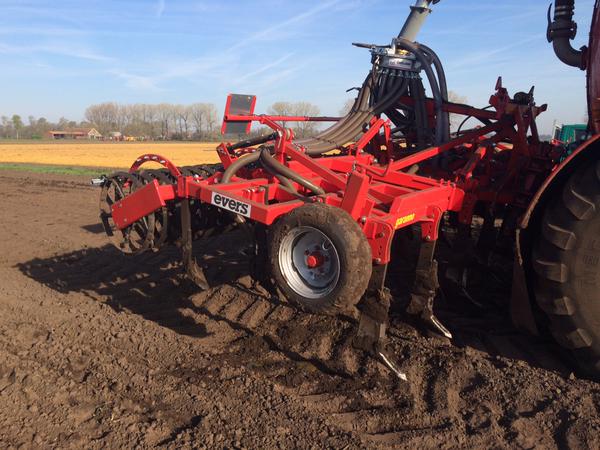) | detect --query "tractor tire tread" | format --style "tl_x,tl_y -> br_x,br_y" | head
562,177 -> 596,220
542,221 -> 577,250
533,160 -> 600,378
